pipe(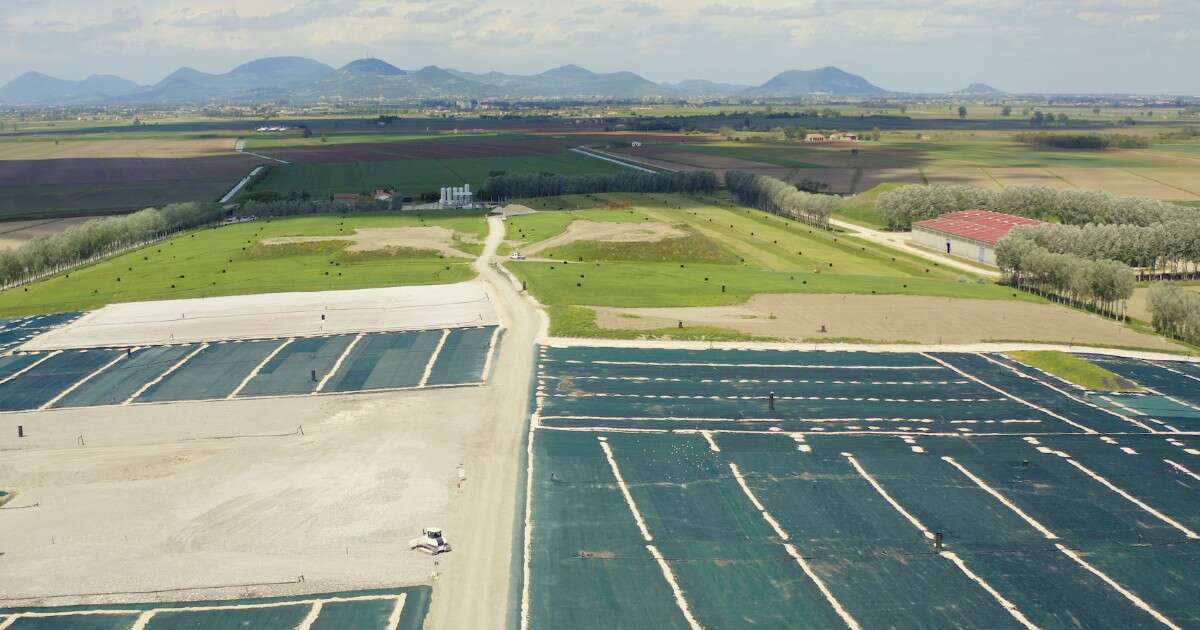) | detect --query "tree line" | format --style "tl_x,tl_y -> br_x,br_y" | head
876,184 -> 1192,231
0,202 -> 224,289
1147,284 -> 1200,345
480,171 -> 718,201
725,171 -> 842,228
1005,222 -> 1200,279
1013,132 -> 1150,150
995,235 -> 1136,319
